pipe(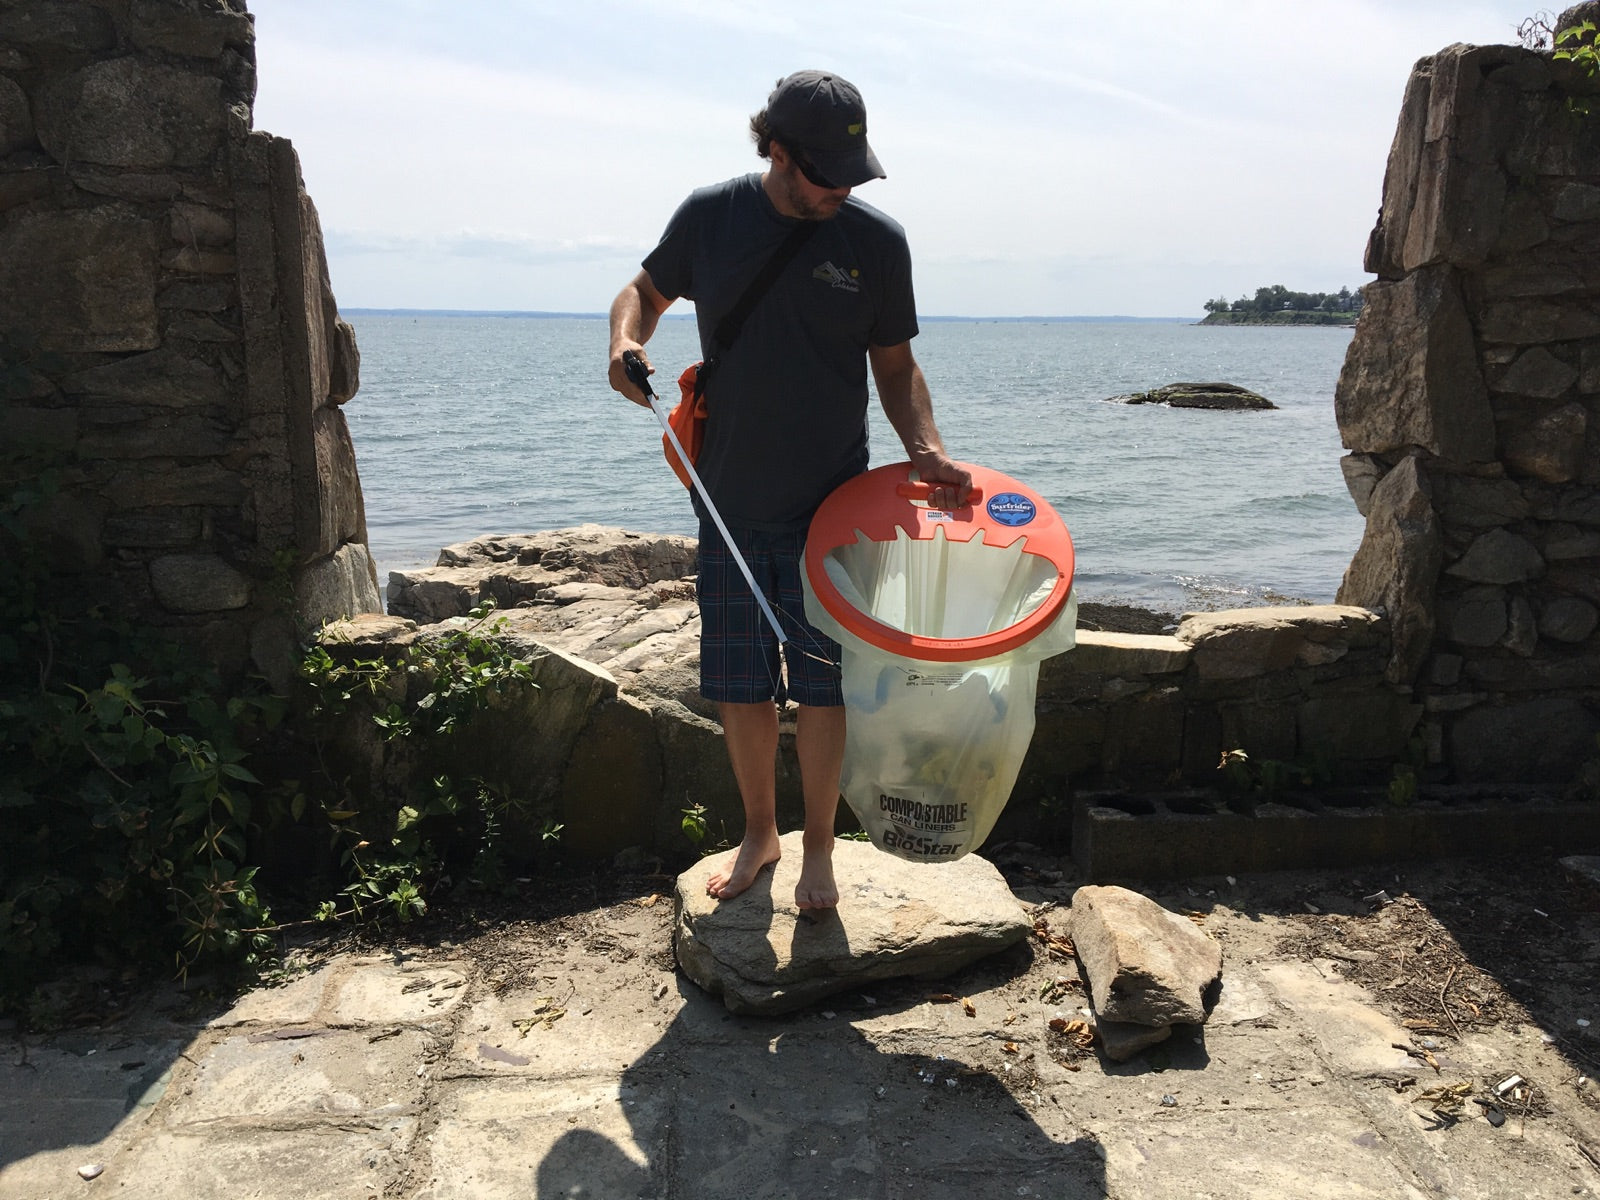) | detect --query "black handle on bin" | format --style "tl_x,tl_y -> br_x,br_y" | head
897,481 -> 984,505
